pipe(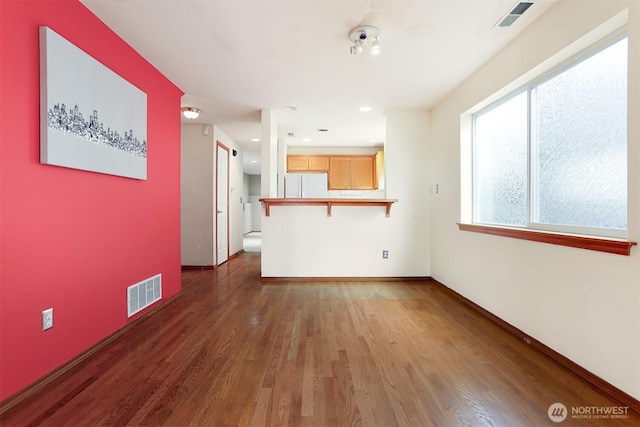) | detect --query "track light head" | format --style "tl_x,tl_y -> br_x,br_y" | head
350,44 -> 363,55
371,37 -> 381,55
